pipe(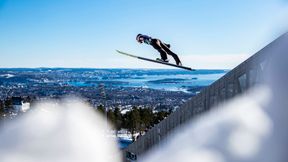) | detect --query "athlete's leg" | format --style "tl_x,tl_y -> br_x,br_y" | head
160,42 -> 181,65
151,39 -> 169,61
157,49 -> 168,61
